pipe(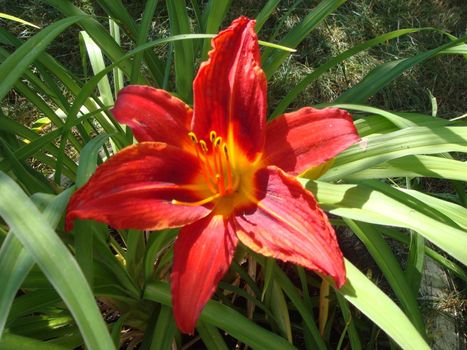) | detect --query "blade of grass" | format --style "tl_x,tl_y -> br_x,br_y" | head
0,172 -> 115,350
149,305 -> 177,350
272,263 -> 326,350
166,0 -> 194,102
39,0 -> 136,79
262,0 -> 348,78
343,219 -> 426,335
79,31 -> 114,106
0,188 -> 72,336
200,0 -> 232,60
336,36 -> 467,103
335,293 -> 361,350
255,0 -> 281,32
130,0 -> 159,84
144,282 -> 296,350
0,333 -> 68,350
320,126 -> 467,182
0,16 -> 83,101
197,320 -> 229,350
0,12 -> 40,28
343,155 -> 467,182
302,179 -> 467,265
336,260 -> 430,350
